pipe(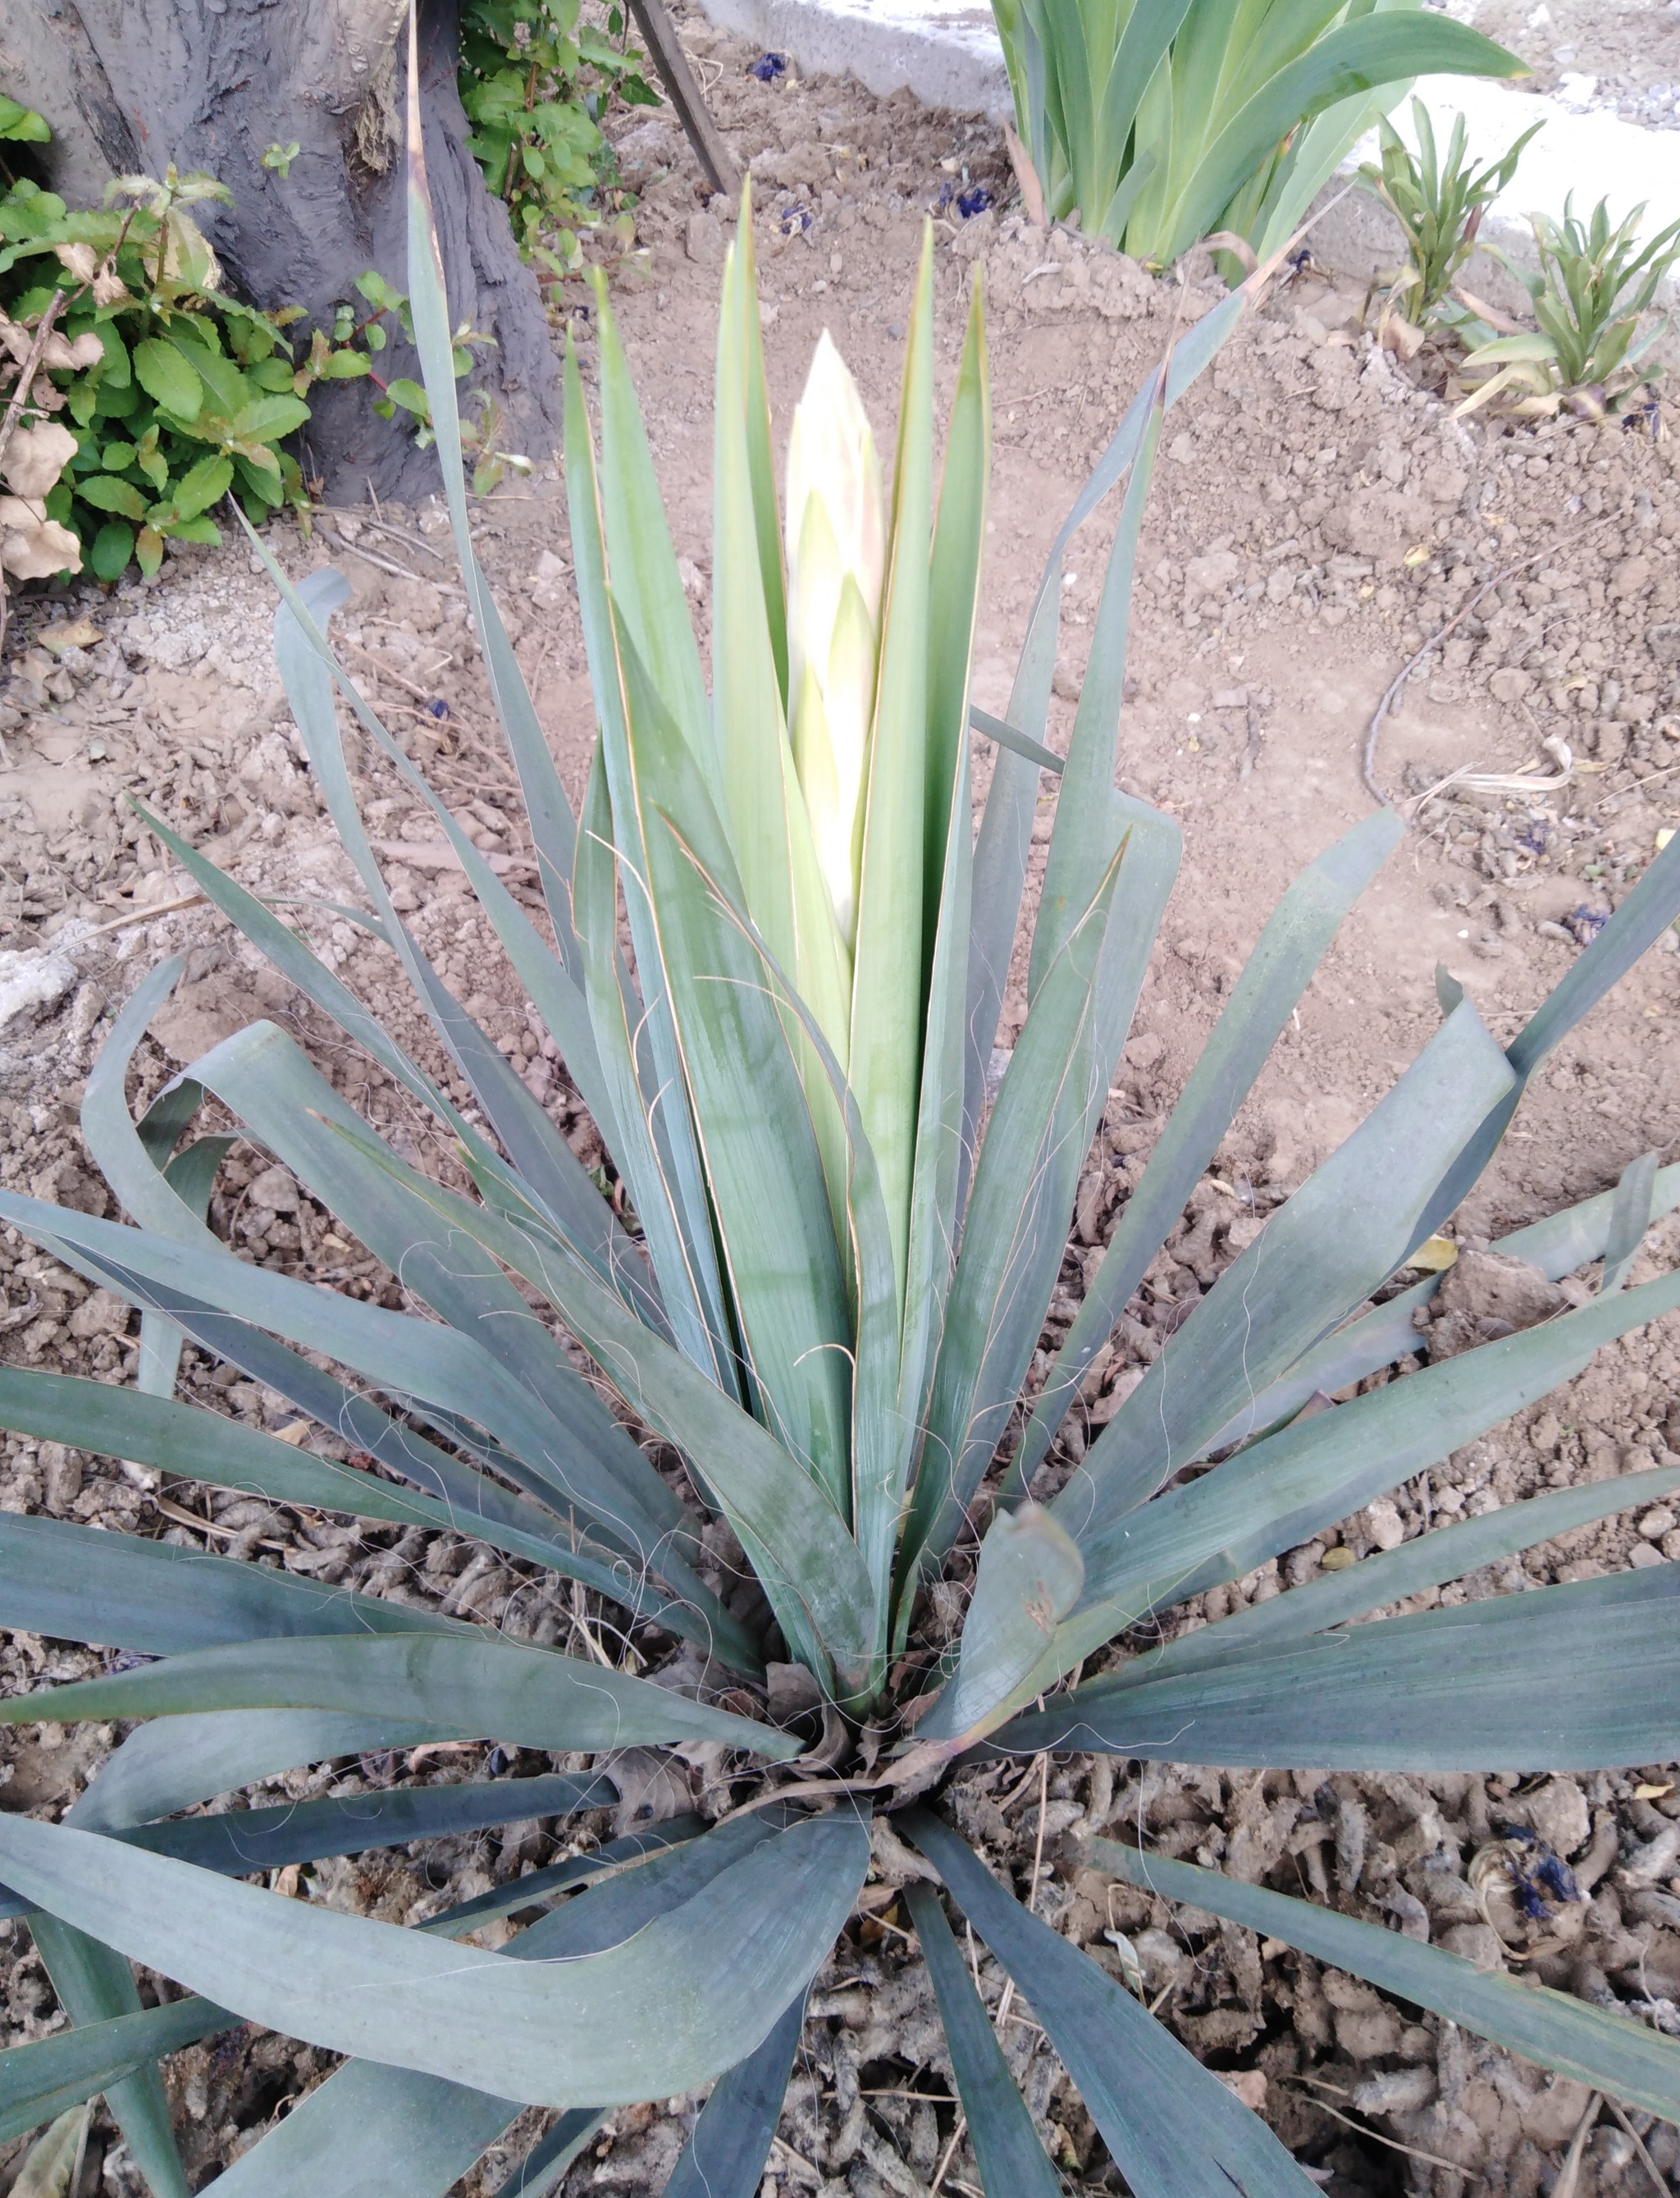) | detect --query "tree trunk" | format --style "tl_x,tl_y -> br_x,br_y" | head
1,0 -> 561,502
